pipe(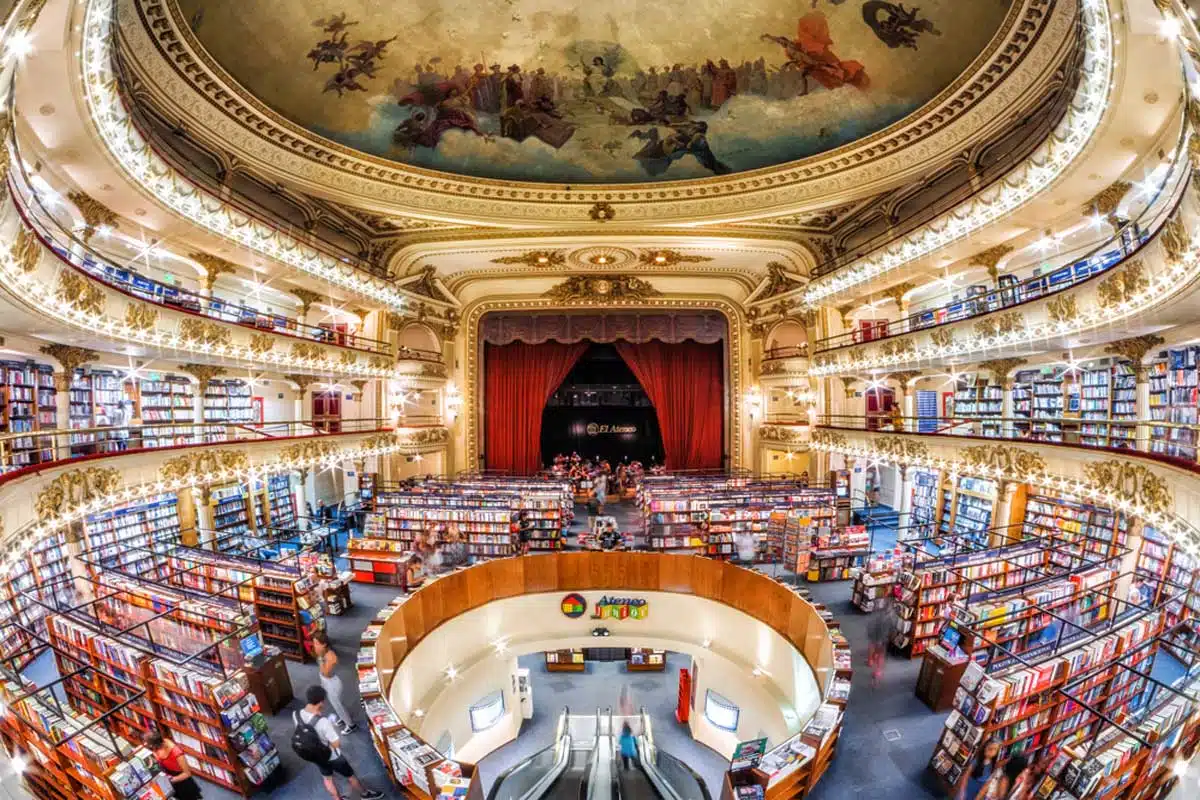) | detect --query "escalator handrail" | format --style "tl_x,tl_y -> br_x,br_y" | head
515,733 -> 574,800
586,707 -> 614,800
